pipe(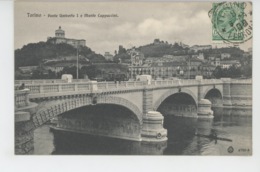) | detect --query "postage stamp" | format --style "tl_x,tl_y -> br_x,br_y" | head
210,2 -> 252,43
